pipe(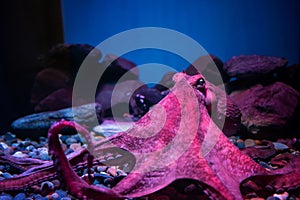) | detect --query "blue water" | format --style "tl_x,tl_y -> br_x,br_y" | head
61,0 -> 300,82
